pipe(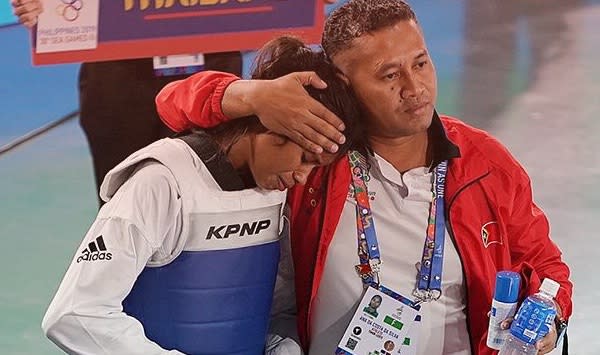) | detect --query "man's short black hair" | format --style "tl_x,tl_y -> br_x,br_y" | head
322,0 -> 417,58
